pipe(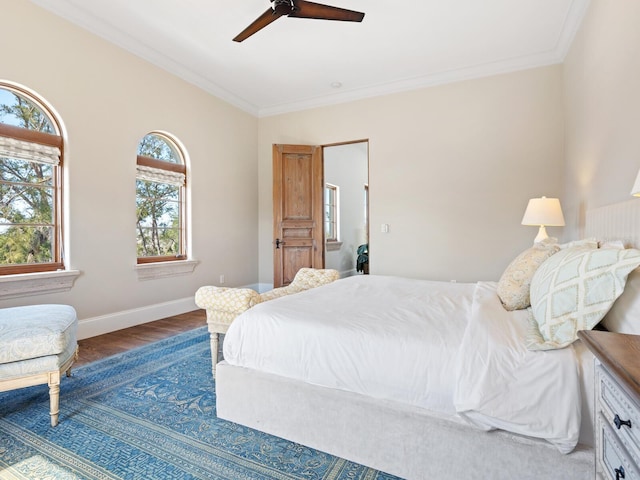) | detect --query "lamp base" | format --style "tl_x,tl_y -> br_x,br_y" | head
533,225 -> 549,244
